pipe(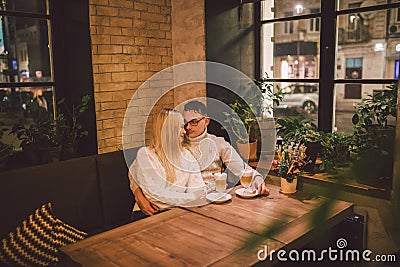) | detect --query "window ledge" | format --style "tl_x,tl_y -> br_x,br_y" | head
298,172 -> 391,200
249,161 -> 391,200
